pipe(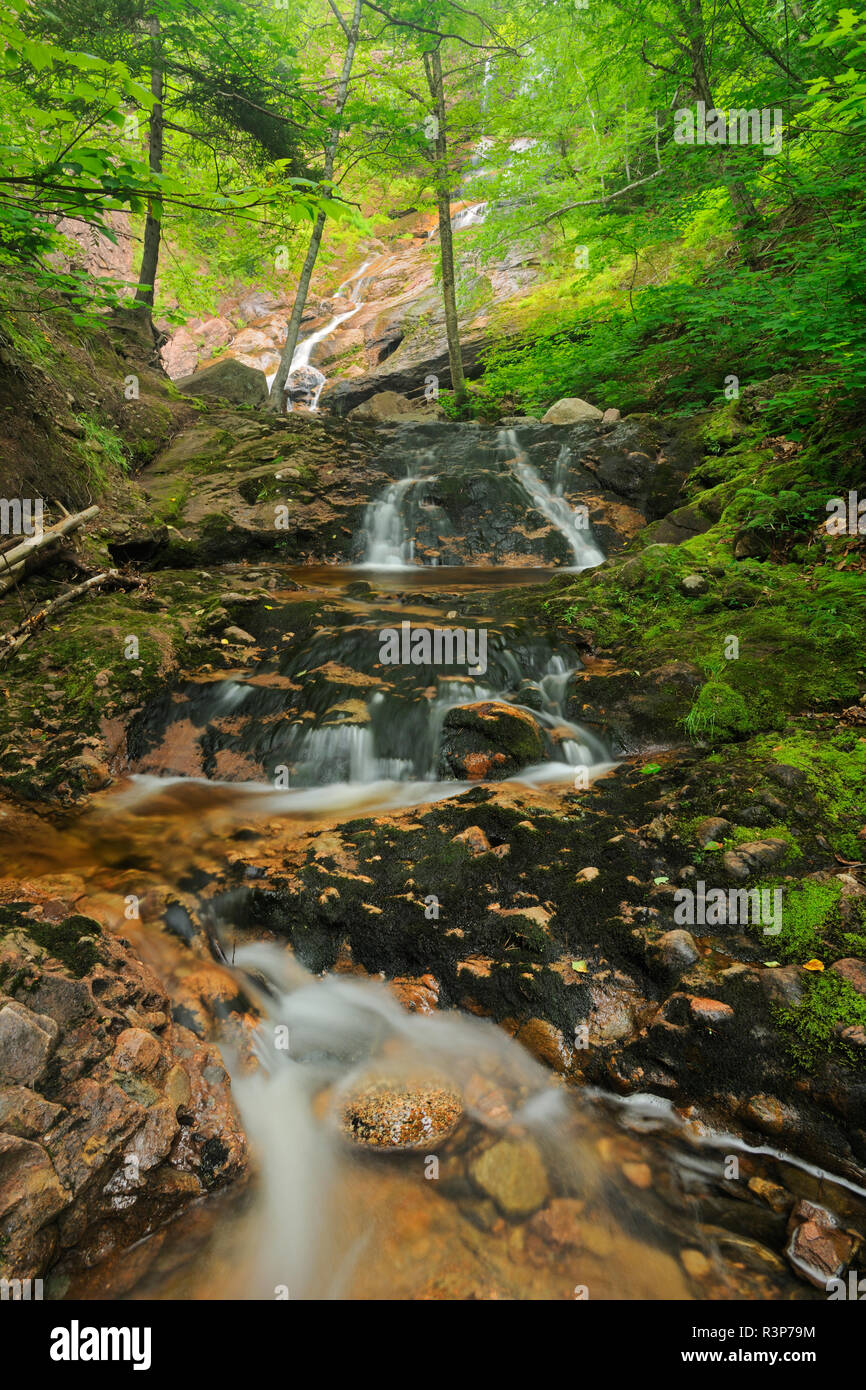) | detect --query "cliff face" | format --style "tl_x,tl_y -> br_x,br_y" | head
159,205 -> 545,404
